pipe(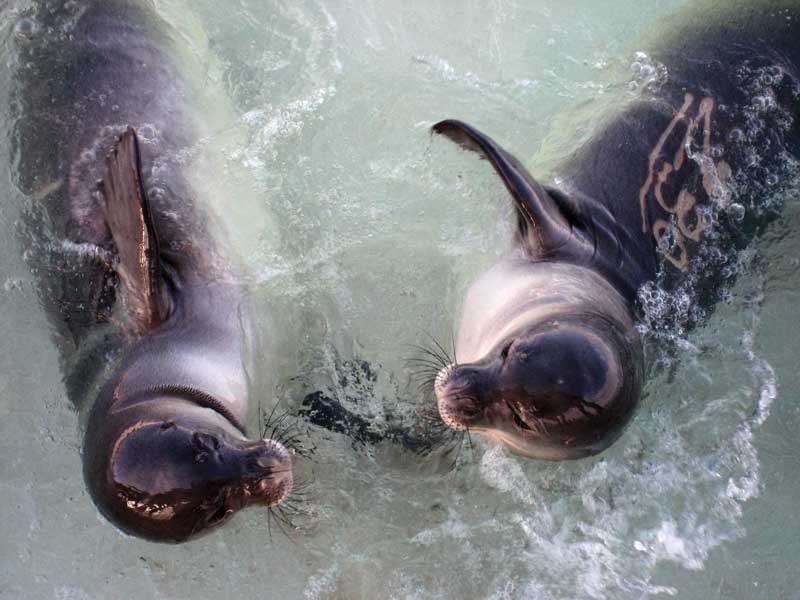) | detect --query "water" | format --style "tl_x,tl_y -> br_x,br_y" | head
1,0 -> 799,598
